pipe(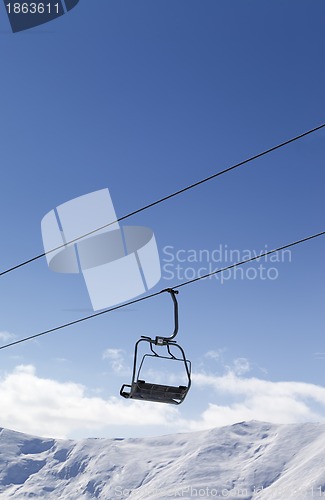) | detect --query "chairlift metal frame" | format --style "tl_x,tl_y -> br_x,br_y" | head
120,289 -> 191,405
